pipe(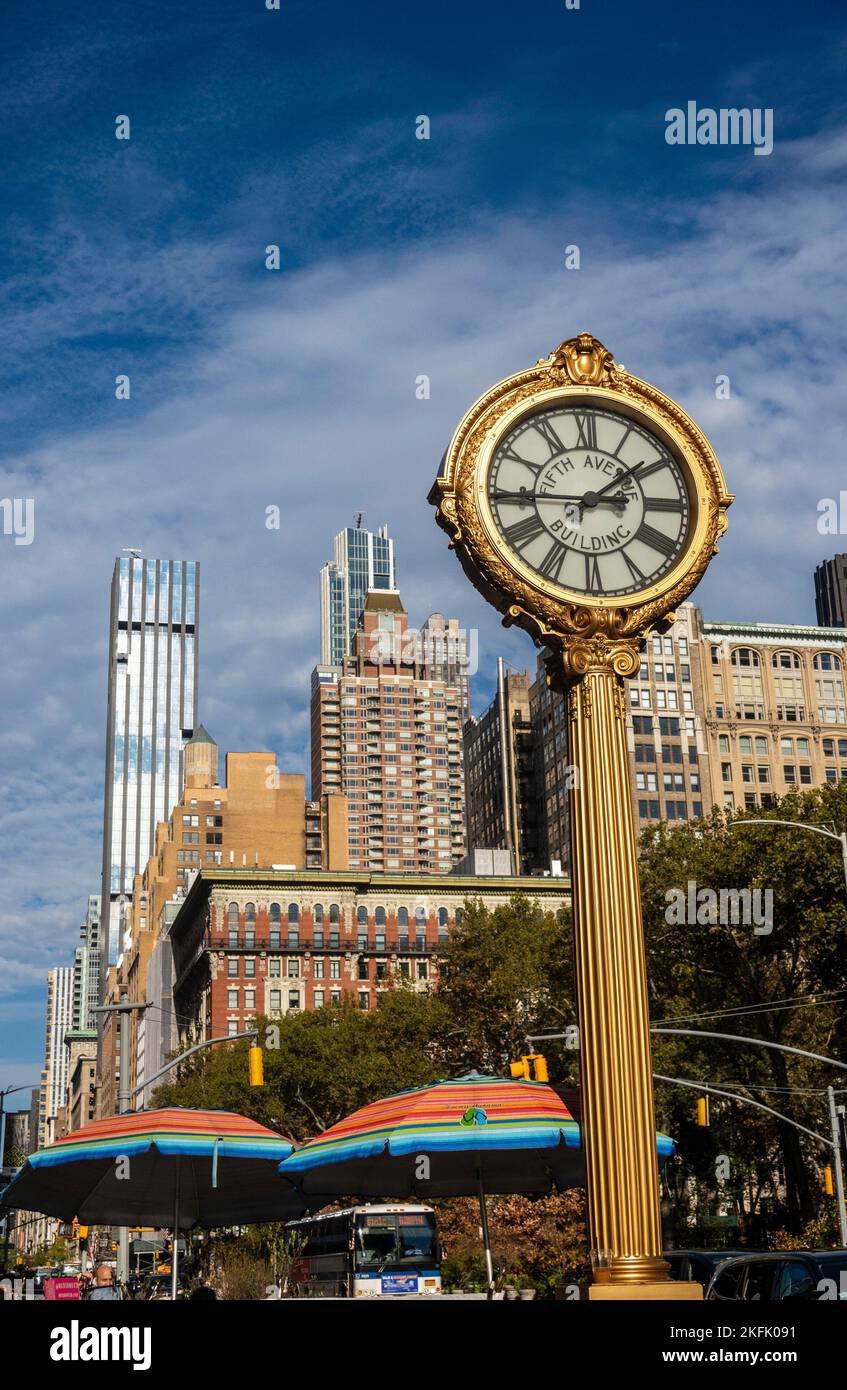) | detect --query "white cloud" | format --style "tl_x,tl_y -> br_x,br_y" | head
2,121 -> 847,1056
